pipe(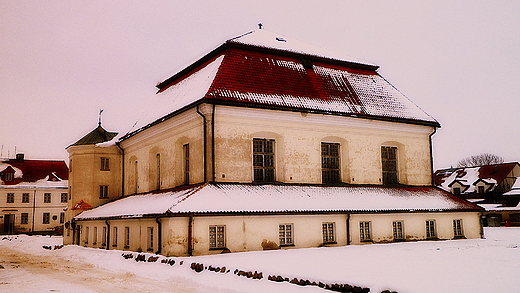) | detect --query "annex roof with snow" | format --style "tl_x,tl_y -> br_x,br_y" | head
435,162 -> 520,195
126,29 -> 439,137
75,183 -> 481,220
0,155 -> 68,186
